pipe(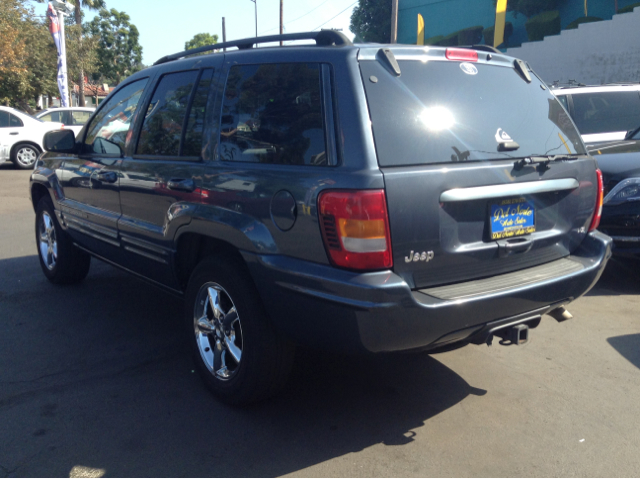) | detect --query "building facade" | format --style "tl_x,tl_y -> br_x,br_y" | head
398,0 -> 640,48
